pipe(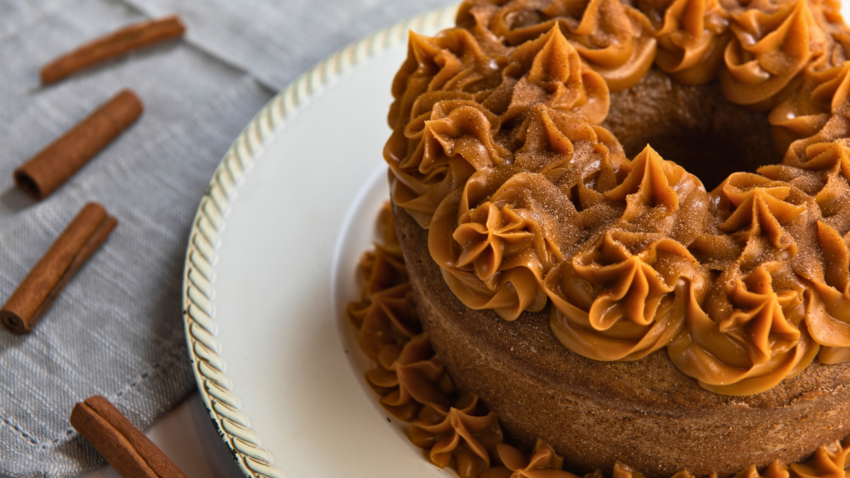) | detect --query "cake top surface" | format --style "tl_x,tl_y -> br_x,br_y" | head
384,0 -> 850,395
